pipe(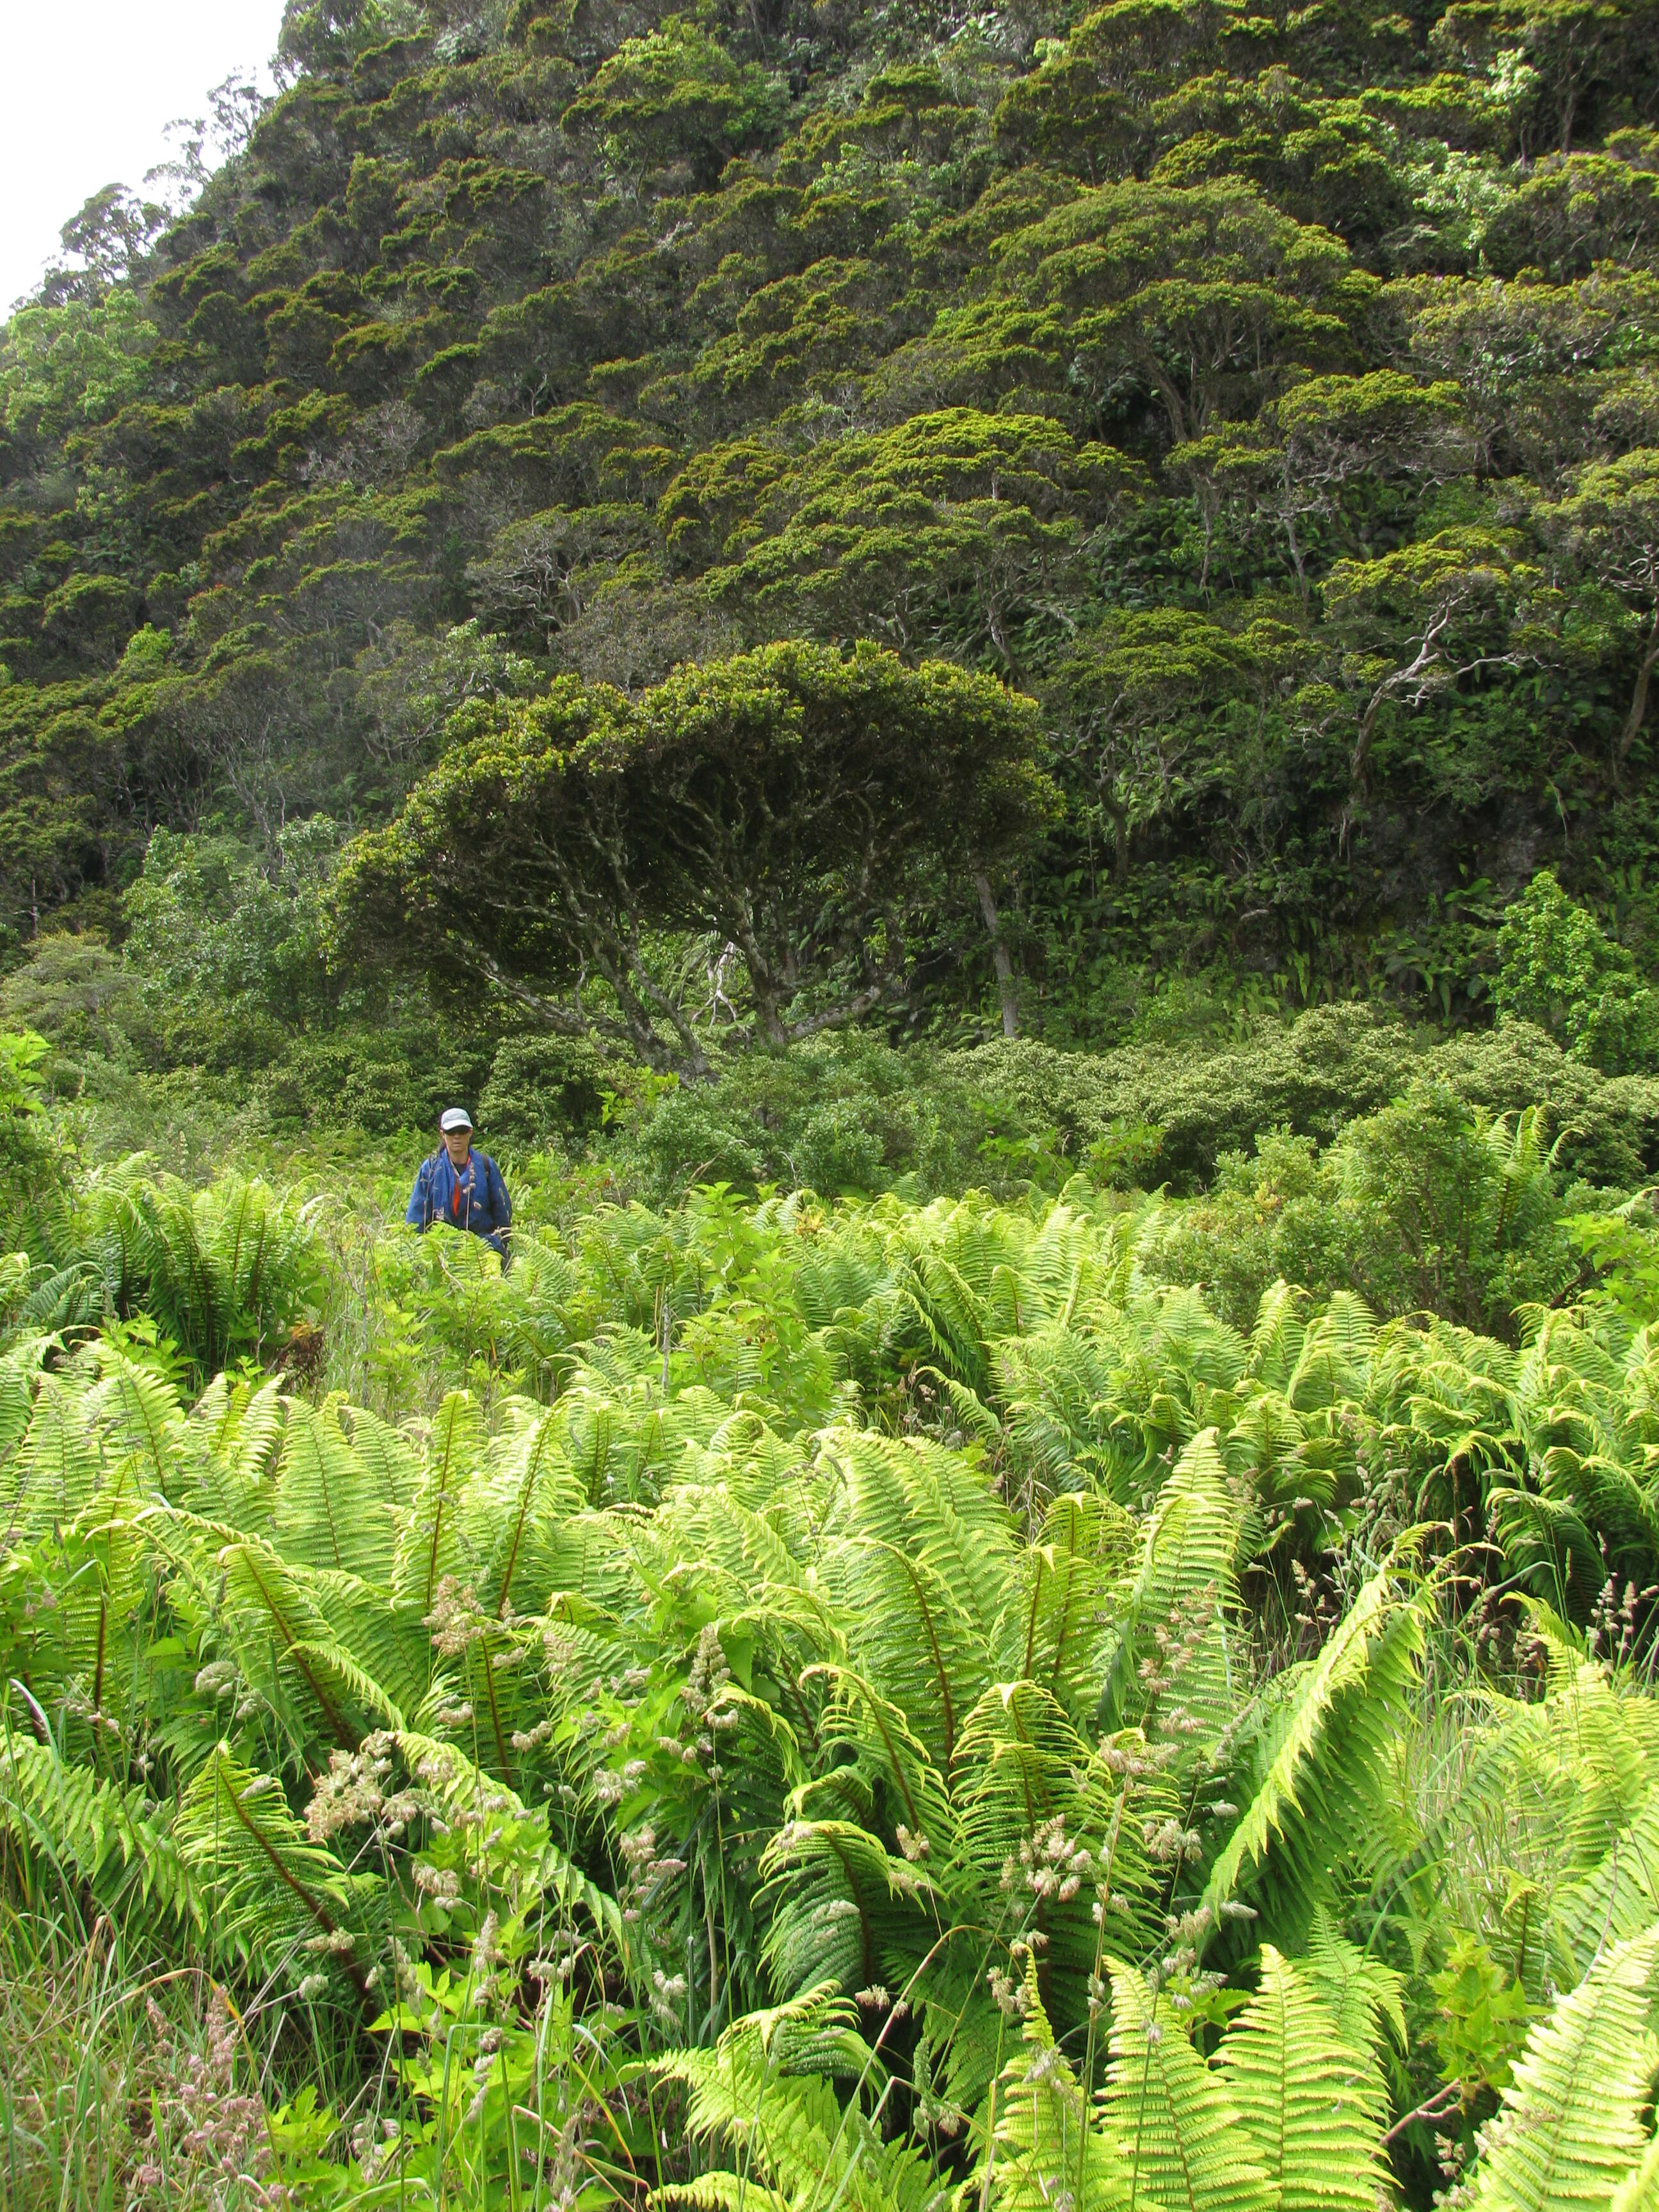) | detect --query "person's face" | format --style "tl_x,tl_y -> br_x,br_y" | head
443,1126 -> 472,1167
